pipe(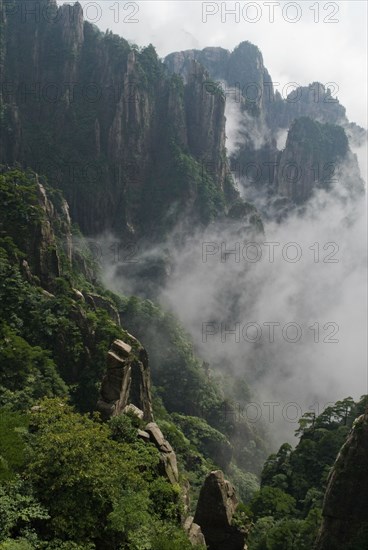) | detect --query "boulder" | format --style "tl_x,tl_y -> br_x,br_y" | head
123,404 -> 144,420
194,470 -> 247,550
137,429 -> 151,442
145,422 -> 179,484
184,516 -> 206,546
